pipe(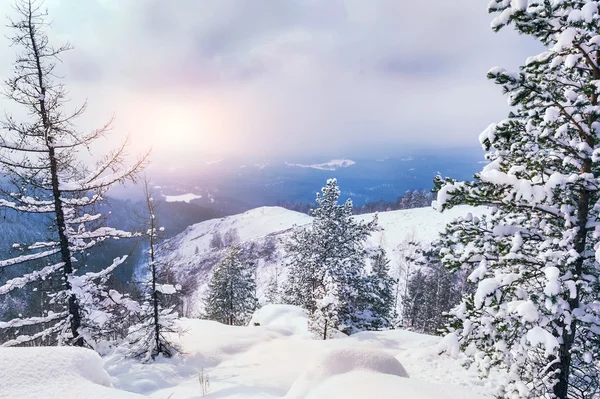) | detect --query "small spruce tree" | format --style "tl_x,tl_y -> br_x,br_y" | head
283,179 -> 379,338
204,246 -> 257,326
361,247 -> 395,331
